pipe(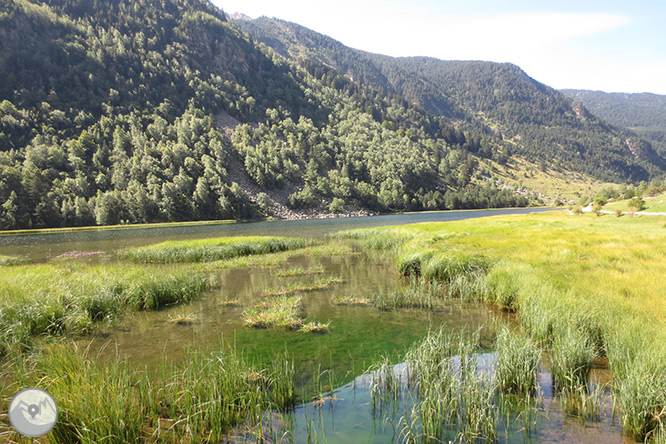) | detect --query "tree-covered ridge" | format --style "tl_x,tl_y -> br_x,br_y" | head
234,17 -> 666,183
0,0 -> 528,230
561,89 -> 666,155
